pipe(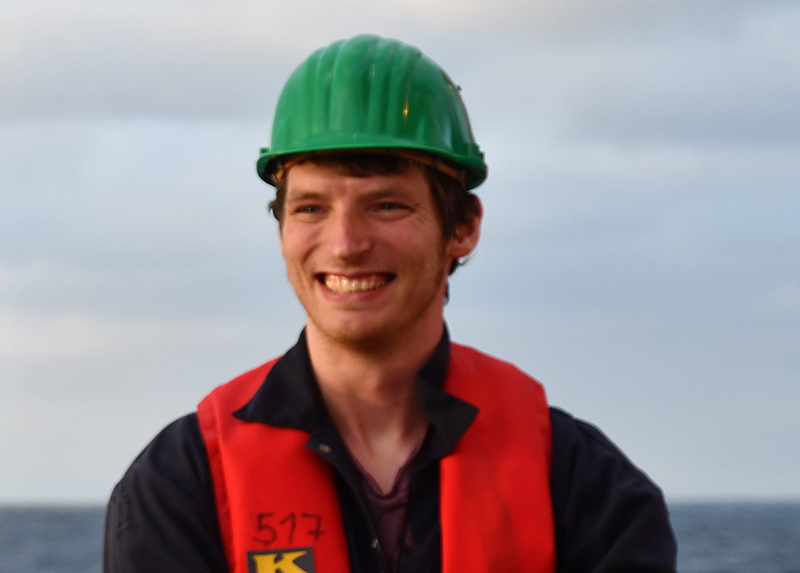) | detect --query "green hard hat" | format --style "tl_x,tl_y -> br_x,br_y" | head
257,35 -> 487,190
